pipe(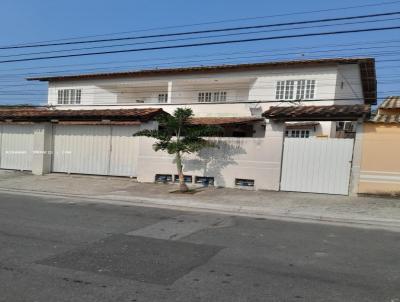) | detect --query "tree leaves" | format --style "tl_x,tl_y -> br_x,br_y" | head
133,108 -> 222,155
